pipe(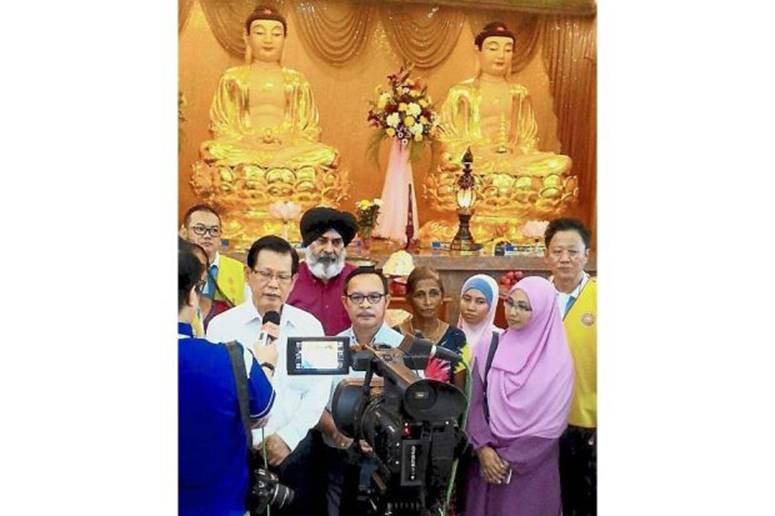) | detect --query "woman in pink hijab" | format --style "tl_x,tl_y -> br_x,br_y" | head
465,276 -> 574,516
